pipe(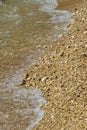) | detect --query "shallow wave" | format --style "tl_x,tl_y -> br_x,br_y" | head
0,4 -> 22,35
0,87 -> 46,130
